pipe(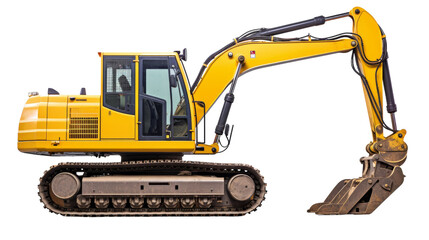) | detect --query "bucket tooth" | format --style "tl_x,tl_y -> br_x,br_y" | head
308,155 -> 405,215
